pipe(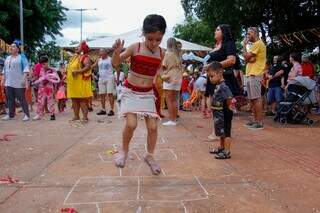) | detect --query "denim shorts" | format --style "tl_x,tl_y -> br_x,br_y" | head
267,87 -> 284,104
